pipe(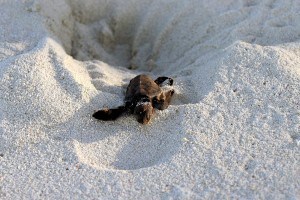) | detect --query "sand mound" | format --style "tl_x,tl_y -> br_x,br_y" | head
0,0 -> 299,198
